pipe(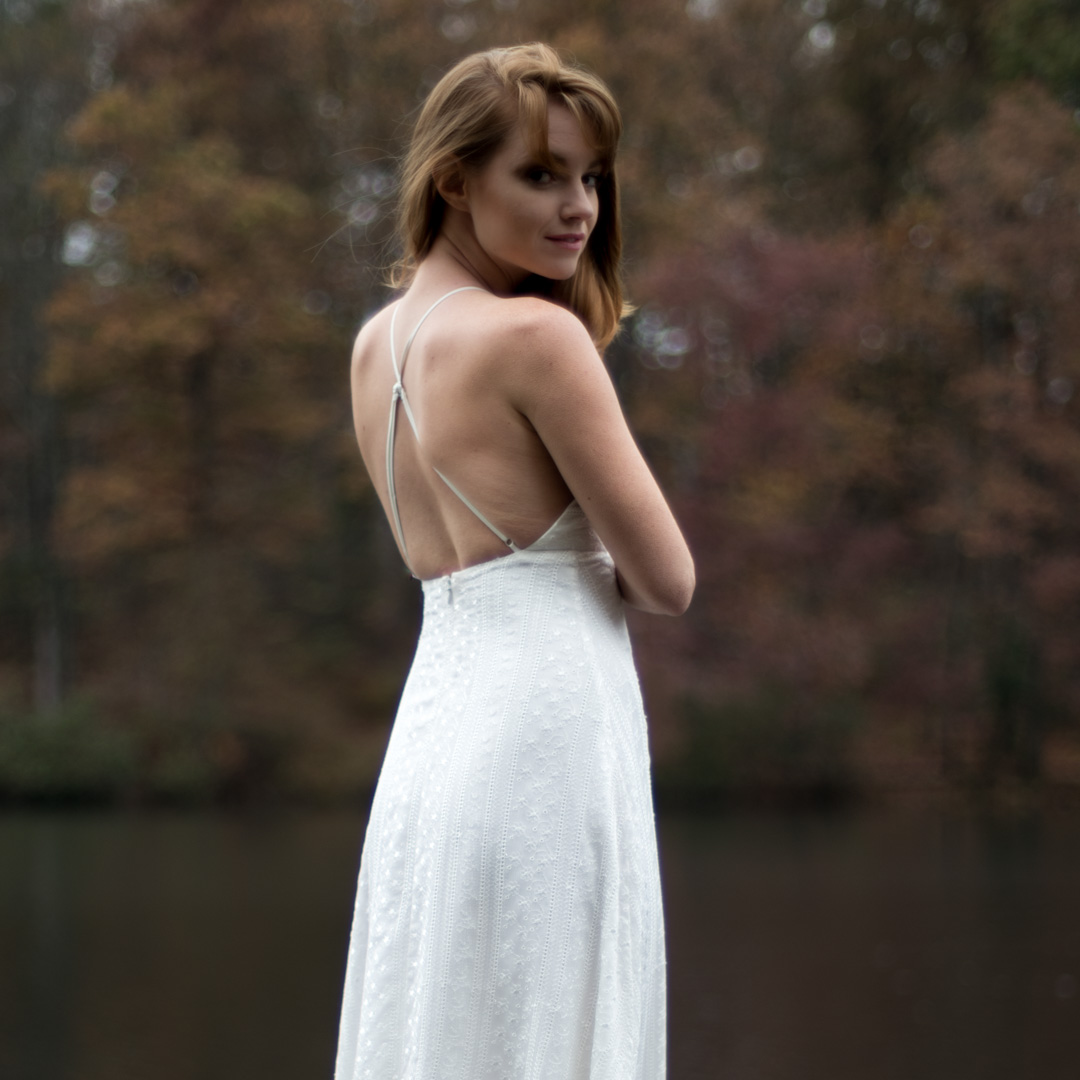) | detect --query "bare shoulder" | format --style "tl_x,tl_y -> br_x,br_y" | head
482,294 -> 593,353
350,301 -> 397,378
468,295 -> 601,398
